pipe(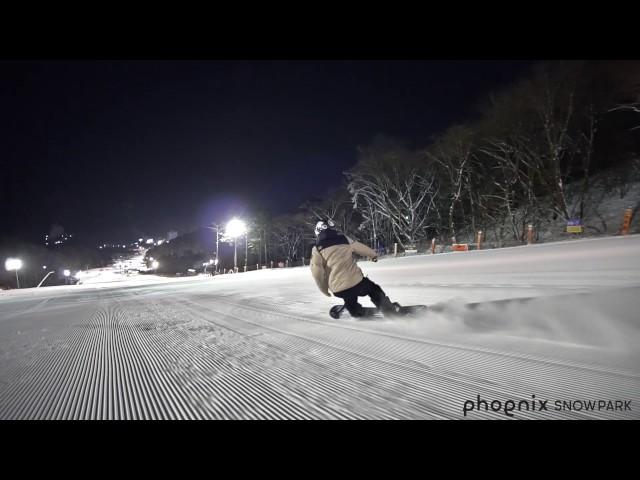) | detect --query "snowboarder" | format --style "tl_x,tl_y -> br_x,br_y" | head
310,219 -> 398,317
